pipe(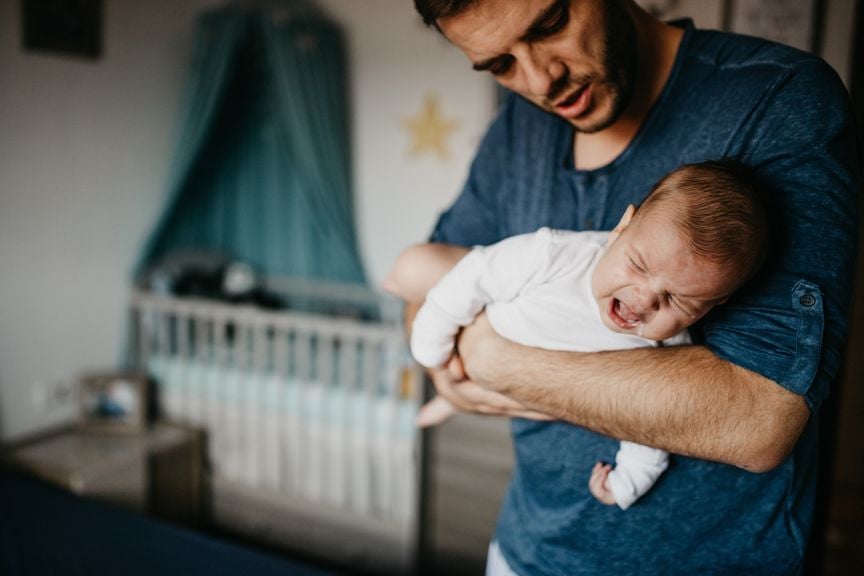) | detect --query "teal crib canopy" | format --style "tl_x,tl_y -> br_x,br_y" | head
135,0 -> 366,285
